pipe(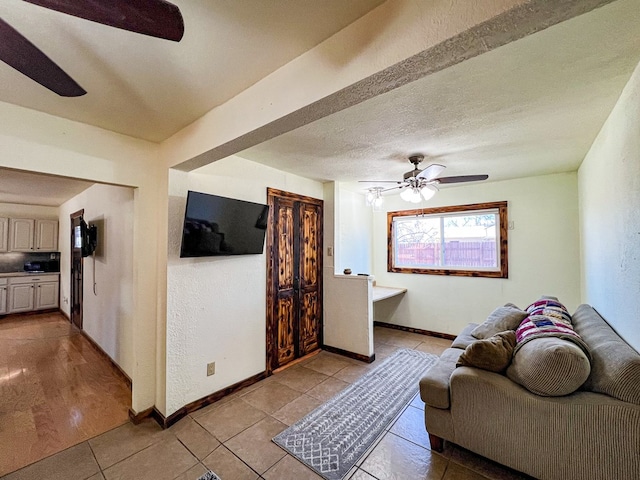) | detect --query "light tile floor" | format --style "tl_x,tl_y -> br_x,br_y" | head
1,327 -> 532,480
